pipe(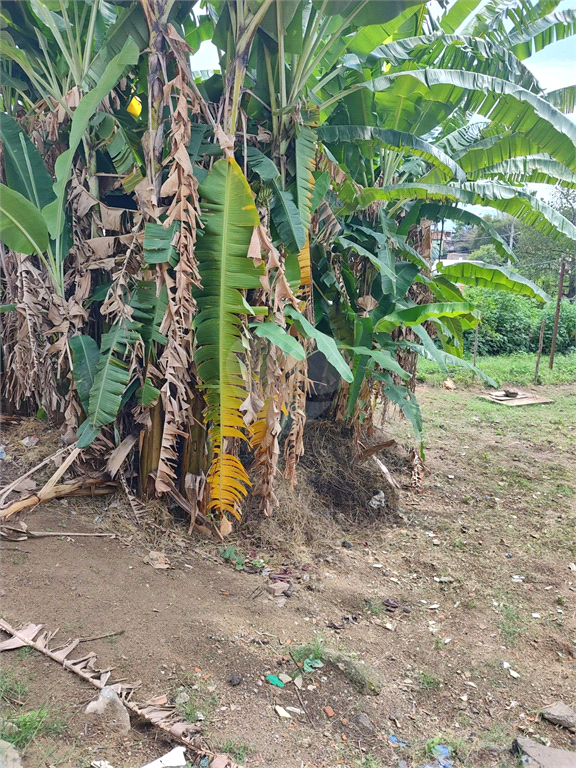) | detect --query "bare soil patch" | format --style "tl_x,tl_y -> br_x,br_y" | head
1,383 -> 575,767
